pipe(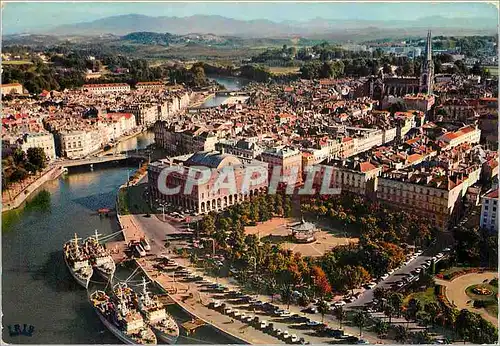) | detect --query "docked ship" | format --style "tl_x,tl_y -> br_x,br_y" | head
137,278 -> 179,344
63,233 -> 93,288
90,290 -> 157,345
84,230 -> 116,281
